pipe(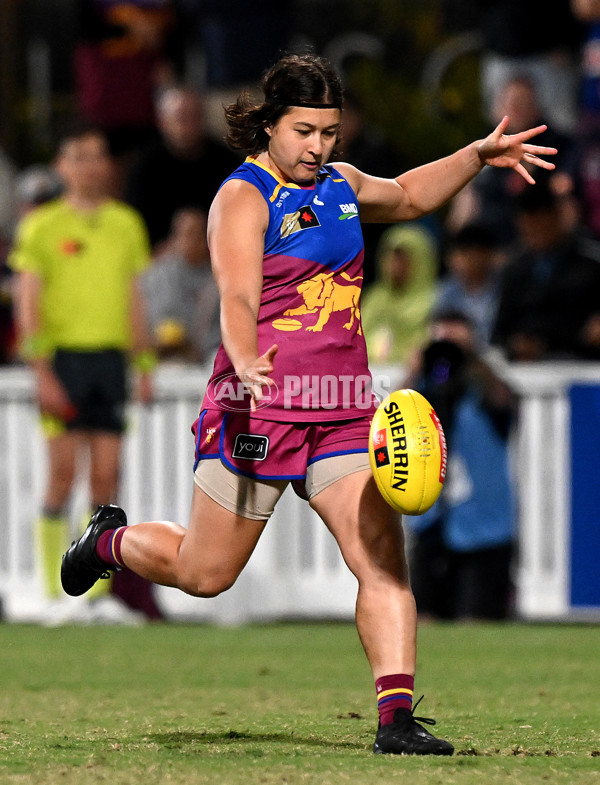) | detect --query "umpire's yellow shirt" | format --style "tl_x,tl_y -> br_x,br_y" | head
10,198 -> 151,351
